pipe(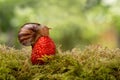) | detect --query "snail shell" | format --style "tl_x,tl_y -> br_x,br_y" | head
18,23 -> 41,46
18,23 -> 50,46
